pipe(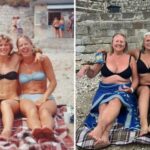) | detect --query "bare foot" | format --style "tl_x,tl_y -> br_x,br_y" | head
140,126 -> 149,136
0,129 -> 11,140
42,127 -> 56,141
88,127 -> 103,144
32,128 -> 44,140
101,133 -> 110,145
